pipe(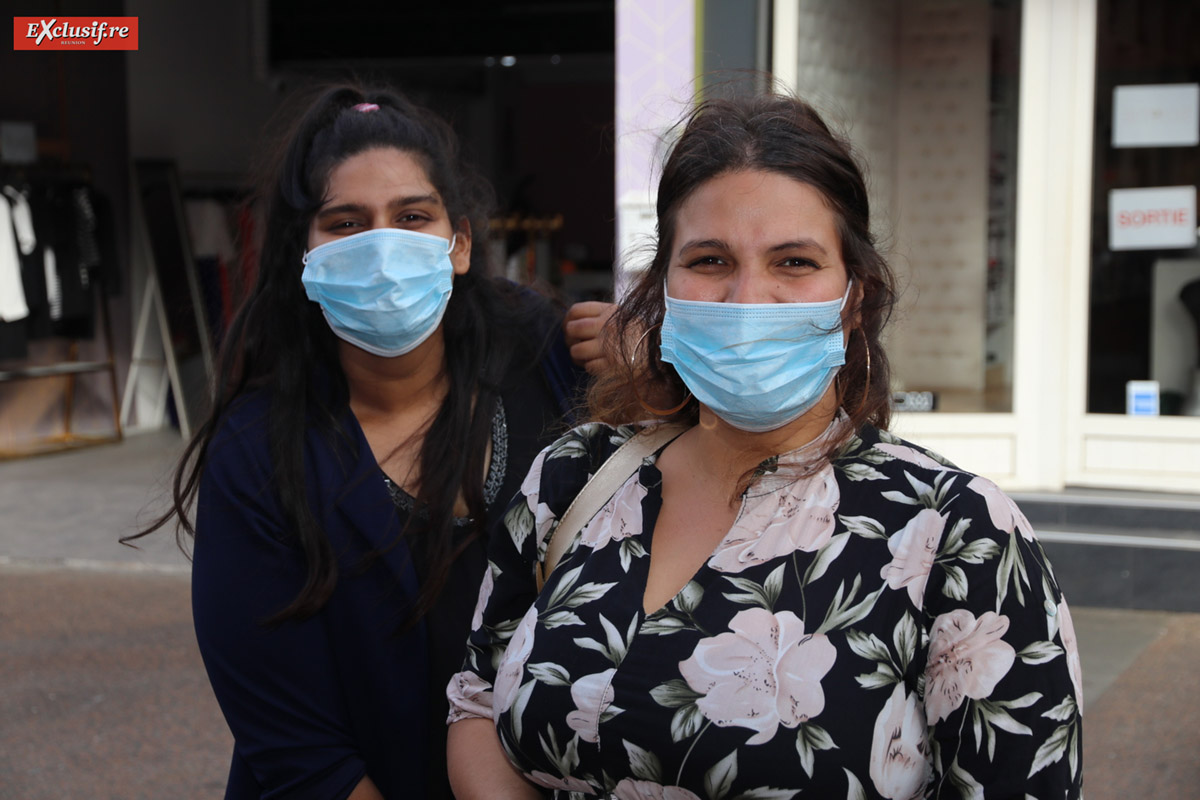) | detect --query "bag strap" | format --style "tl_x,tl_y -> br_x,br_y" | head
536,423 -> 687,591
